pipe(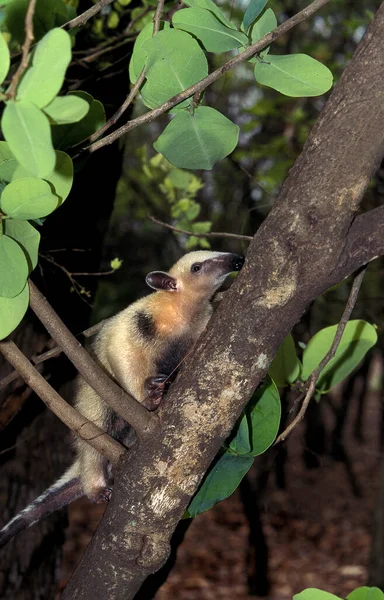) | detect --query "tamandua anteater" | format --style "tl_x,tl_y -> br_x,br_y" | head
0,250 -> 244,547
